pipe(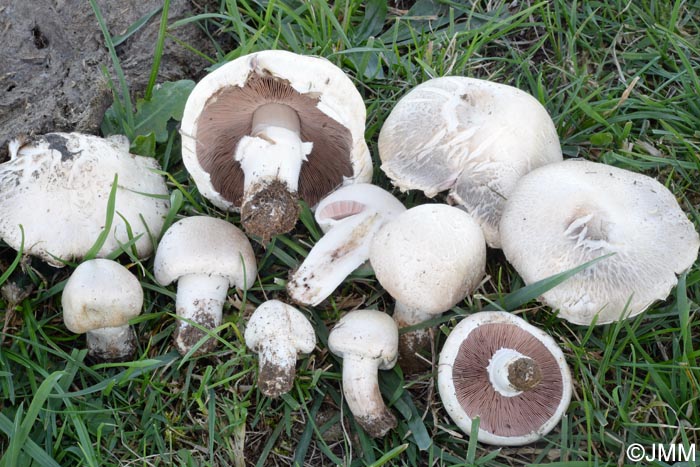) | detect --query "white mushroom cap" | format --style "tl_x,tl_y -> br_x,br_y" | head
62,258 -> 143,361
180,50 -> 371,239
244,300 -> 316,397
378,77 -> 562,248
500,159 -> 700,325
154,216 -> 257,355
328,309 -> 399,438
438,311 -> 572,446
286,183 -> 406,306
0,133 -> 170,267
